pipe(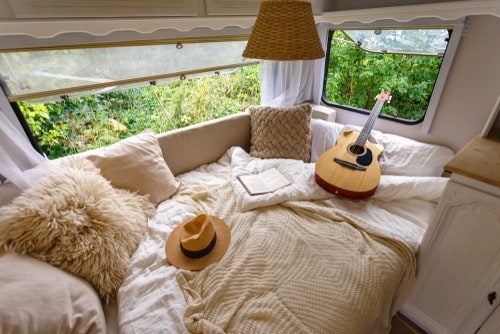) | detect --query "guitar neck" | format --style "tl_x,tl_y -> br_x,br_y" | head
355,99 -> 385,146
